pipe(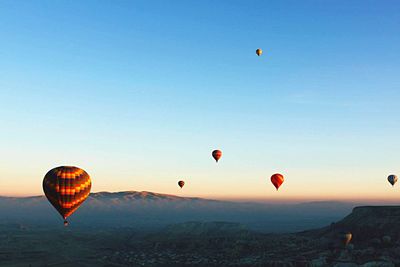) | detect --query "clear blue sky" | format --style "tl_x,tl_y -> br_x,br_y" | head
0,1 -> 399,200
